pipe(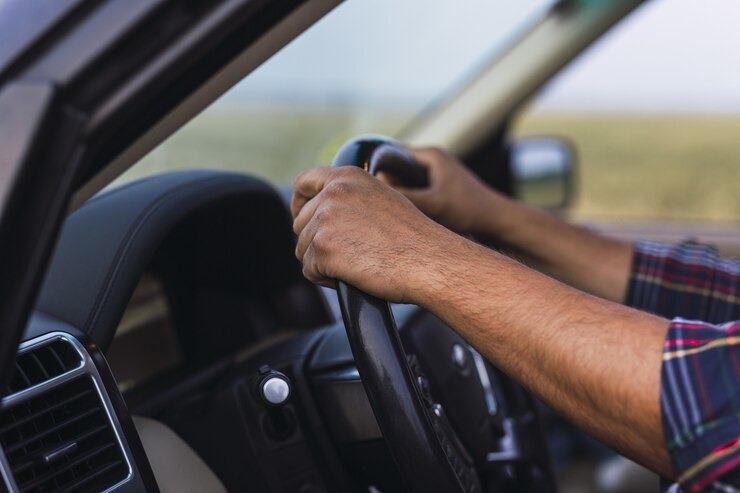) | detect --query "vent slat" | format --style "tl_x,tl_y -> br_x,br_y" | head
5,406 -> 100,455
10,459 -> 34,476
0,388 -> 94,435
3,339 -> 81,397
29,353 -> 50,380
0,338 -> 128,493
71,423 -> 109,443
14,362 -> 31,389
44,345 -> 66,375
18,442 -> 116,493
56,460 -> 125,493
